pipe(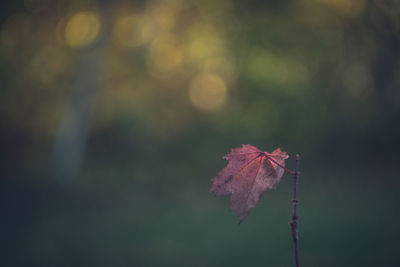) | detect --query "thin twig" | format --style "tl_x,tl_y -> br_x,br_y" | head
290,154 -> 300,267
